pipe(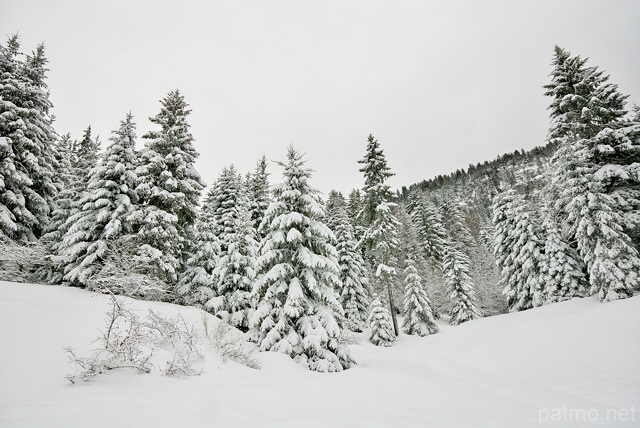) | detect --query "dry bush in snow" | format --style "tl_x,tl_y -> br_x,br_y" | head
0,237 -> 46,283
65,295 -> 261,384
64,295 -> 203,383
201,313 -> 261,370
85,237 -> 171,301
